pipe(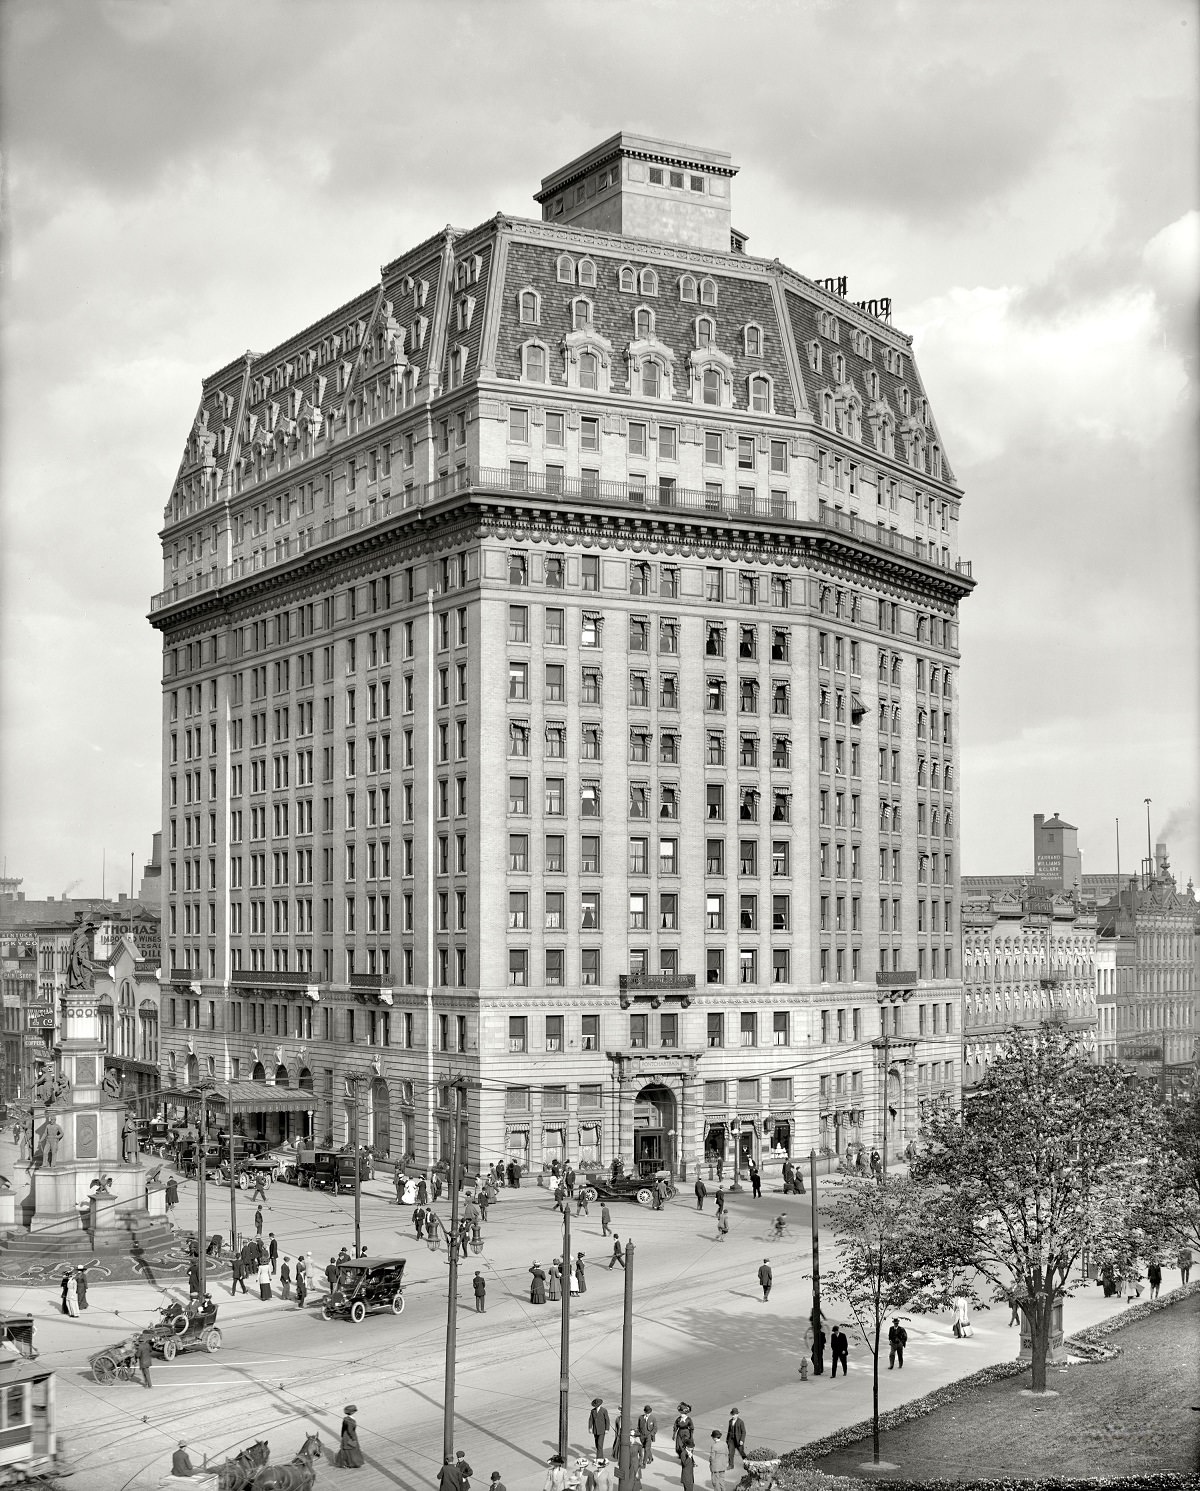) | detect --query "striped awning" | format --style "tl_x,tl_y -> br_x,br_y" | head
161,1082 -> 316,1115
